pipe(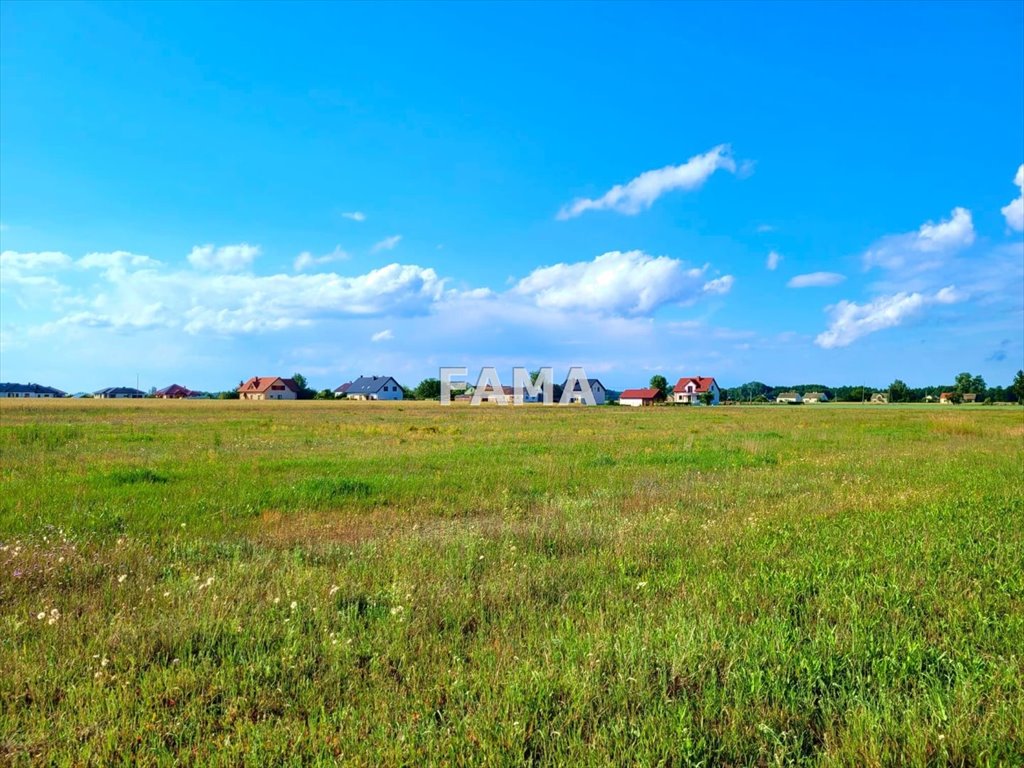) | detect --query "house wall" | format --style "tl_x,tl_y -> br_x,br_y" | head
619,397 -> 649,407
2,392 -> 58,397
